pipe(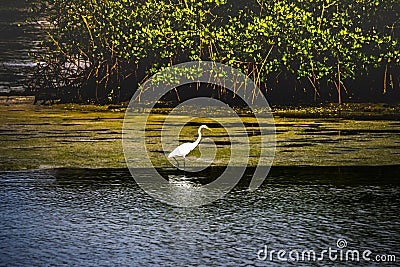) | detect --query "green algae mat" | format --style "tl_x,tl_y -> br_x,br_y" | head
1,104 -> 399,170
